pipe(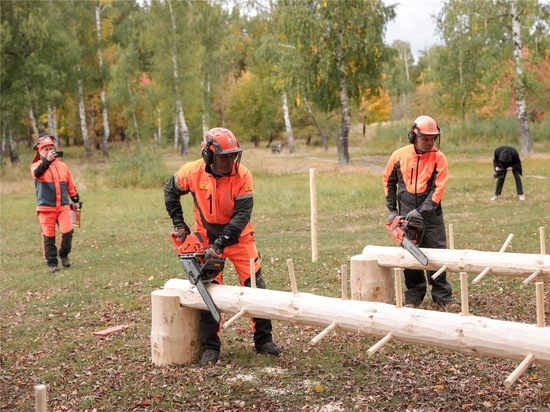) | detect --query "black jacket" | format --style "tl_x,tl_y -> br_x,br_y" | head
493,146 -> 522,175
